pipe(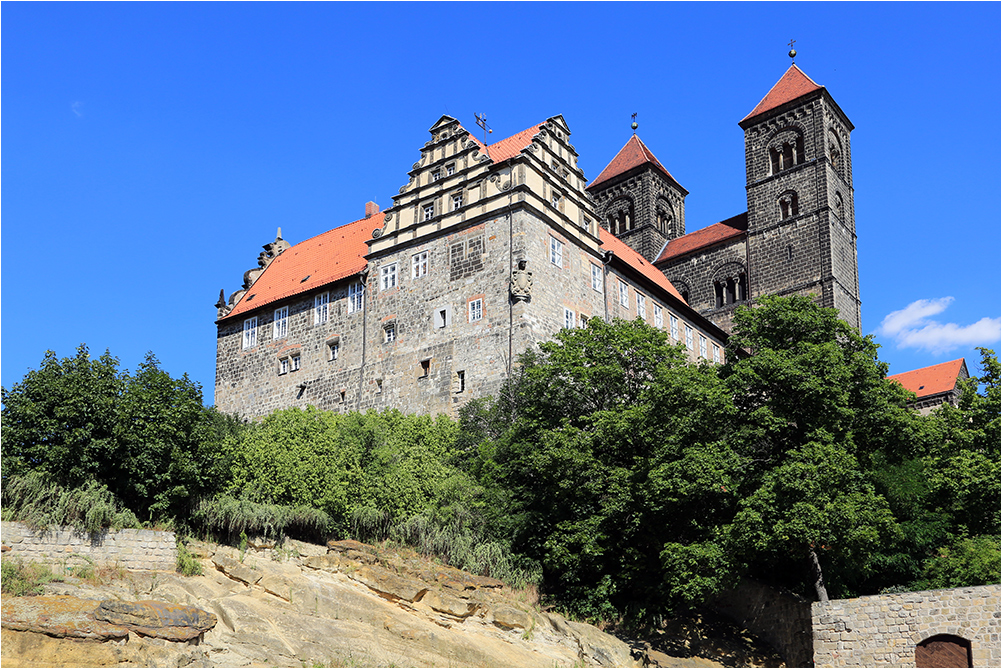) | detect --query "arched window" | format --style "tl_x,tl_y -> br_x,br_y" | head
712,264 -> 747,308
779,192 -> 799,219
916,634 -> 972,668
769,131 -> 805,175
827,128 -> 843,173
